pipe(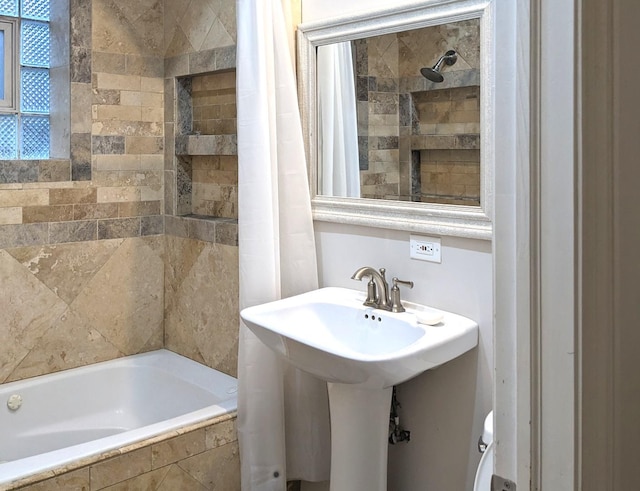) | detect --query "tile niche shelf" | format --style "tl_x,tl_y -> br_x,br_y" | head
175,134 -> 237,156
173,70 -> 238,221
